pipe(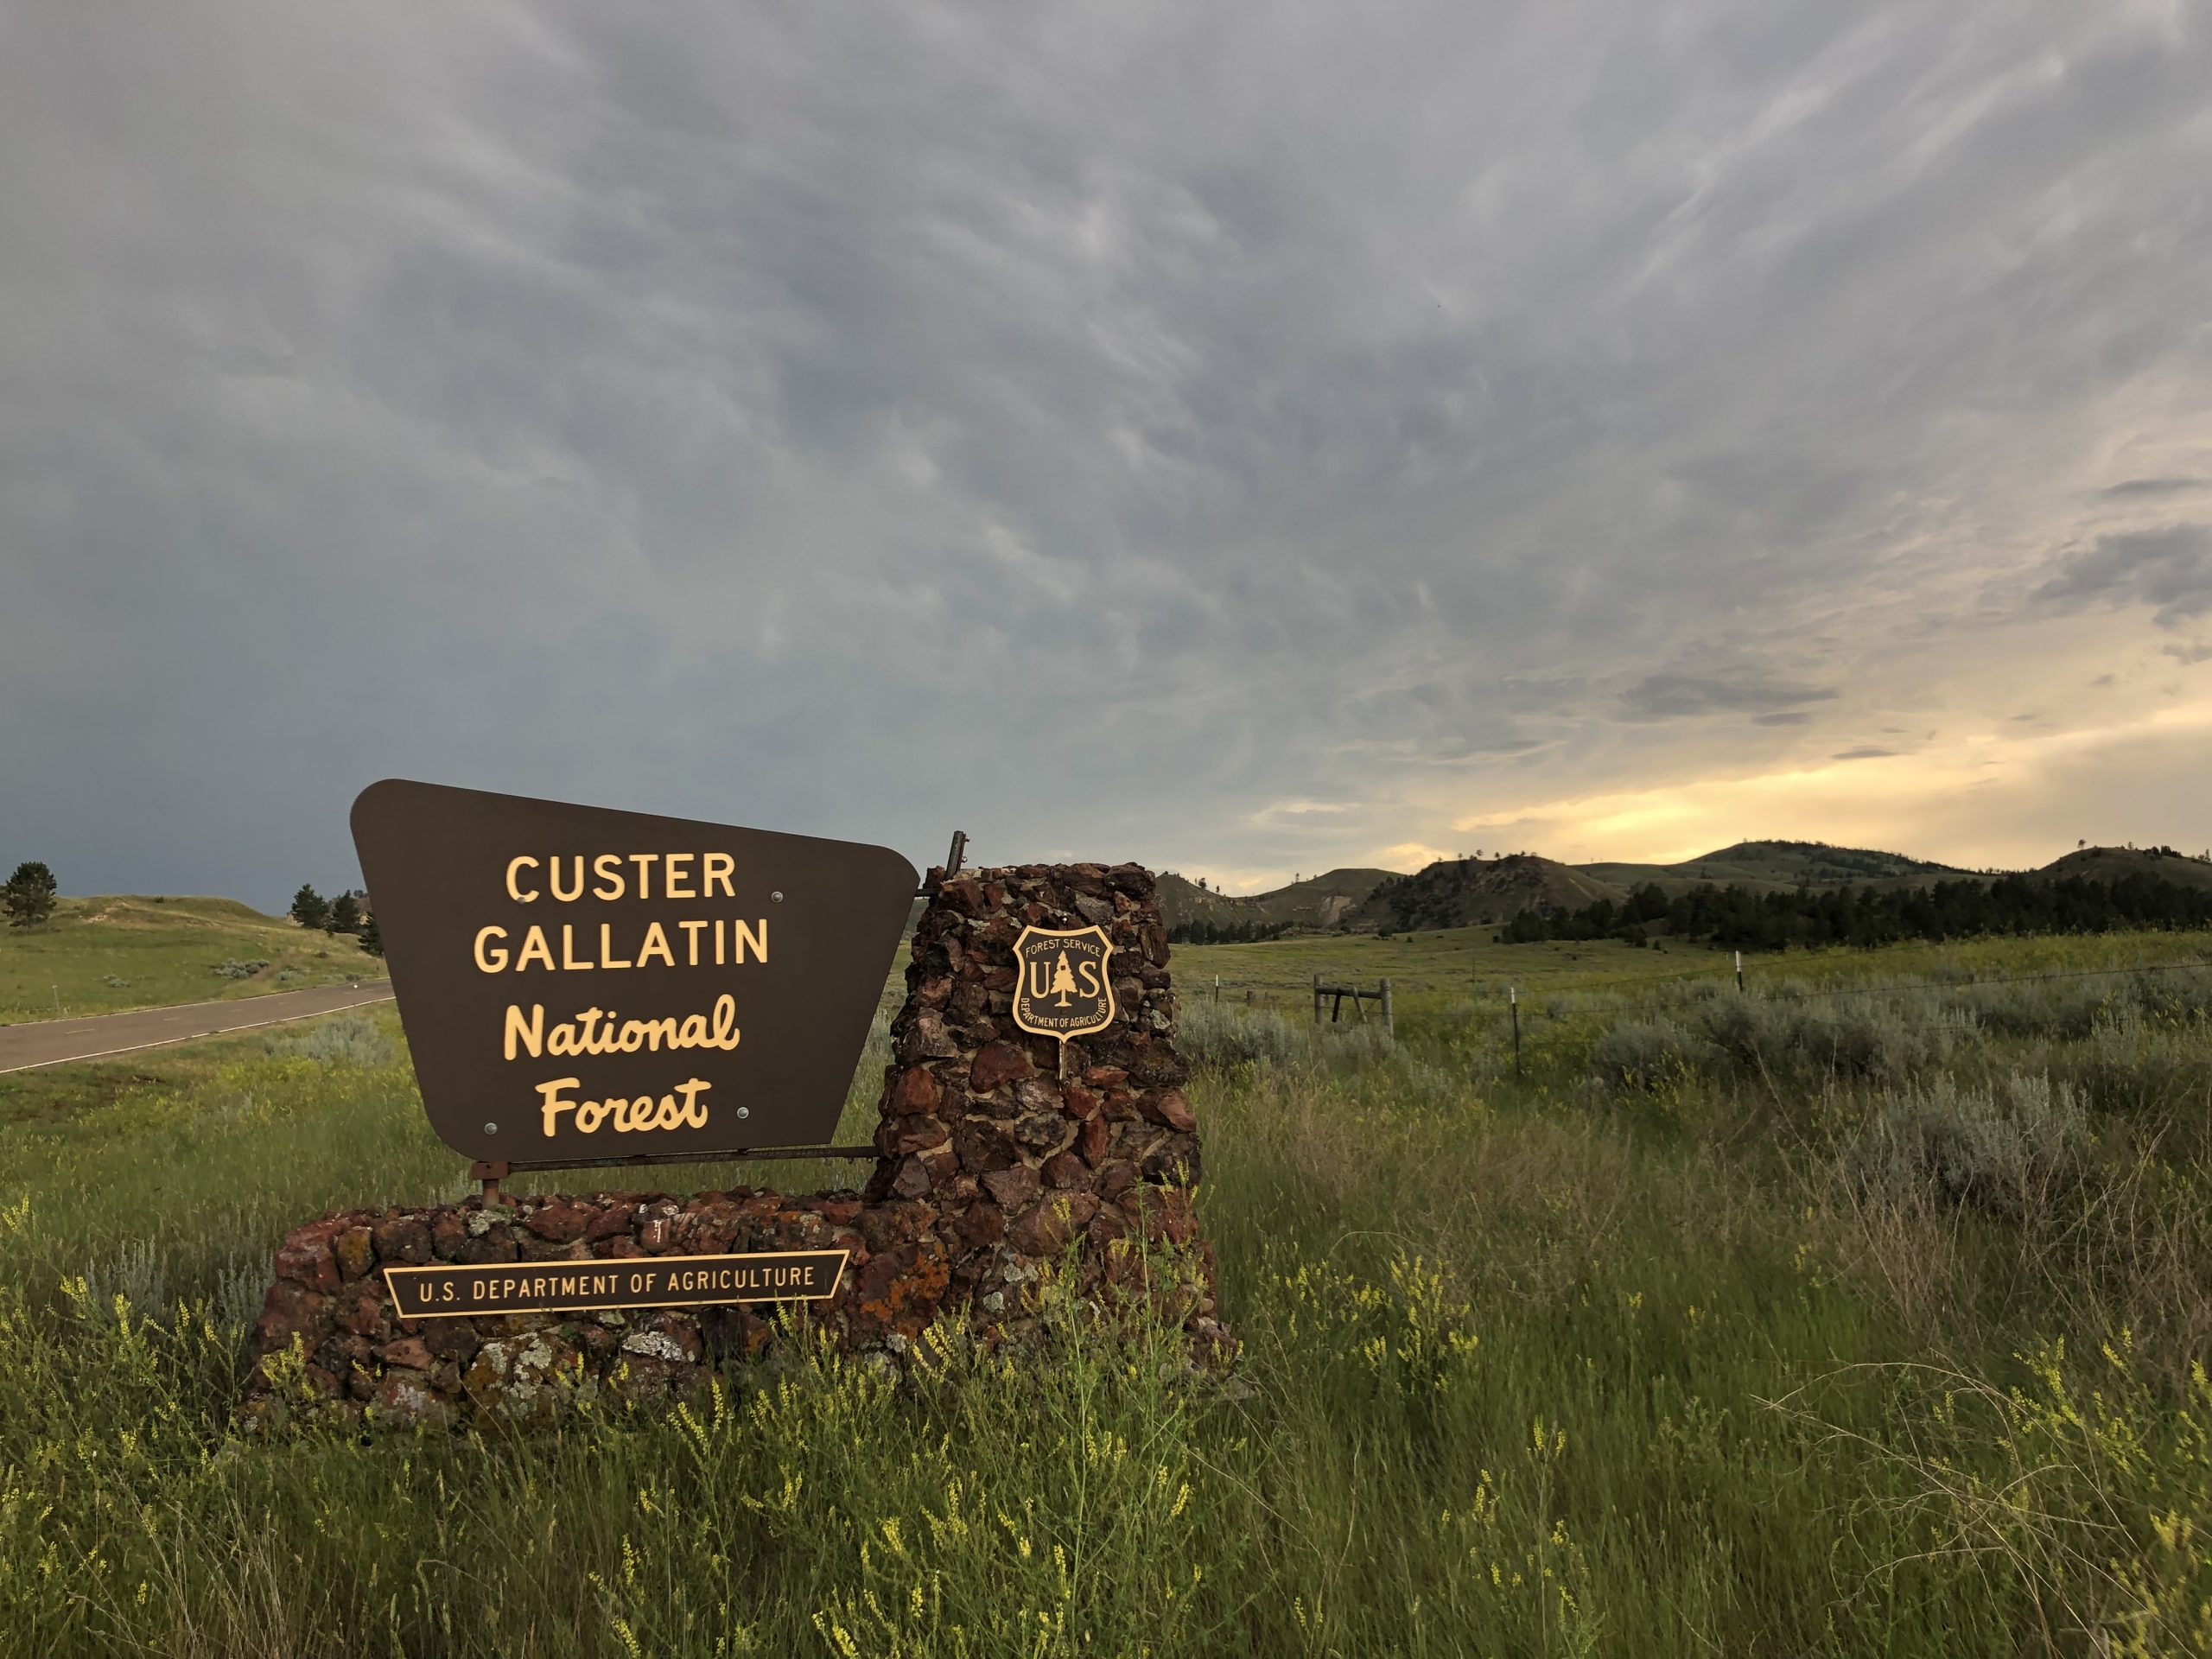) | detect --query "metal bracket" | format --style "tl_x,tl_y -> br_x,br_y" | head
917,829 -> 969,895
